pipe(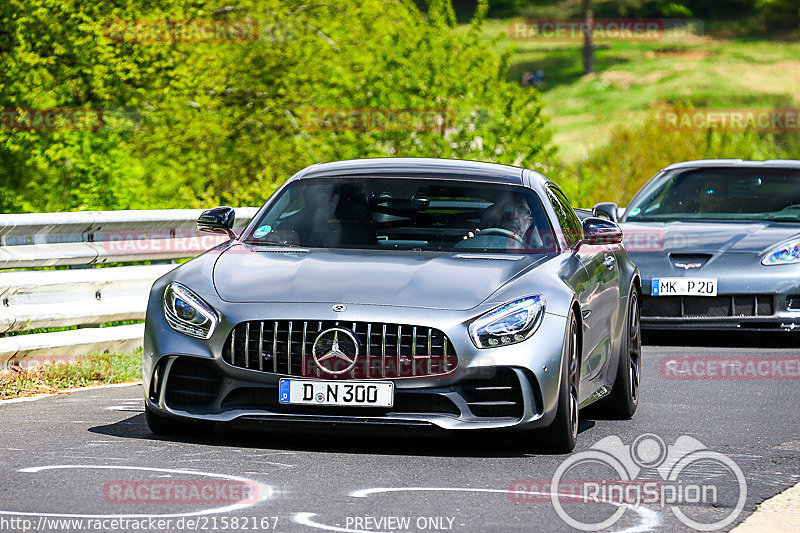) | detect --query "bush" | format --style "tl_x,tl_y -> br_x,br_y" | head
558,107 -> 800,207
